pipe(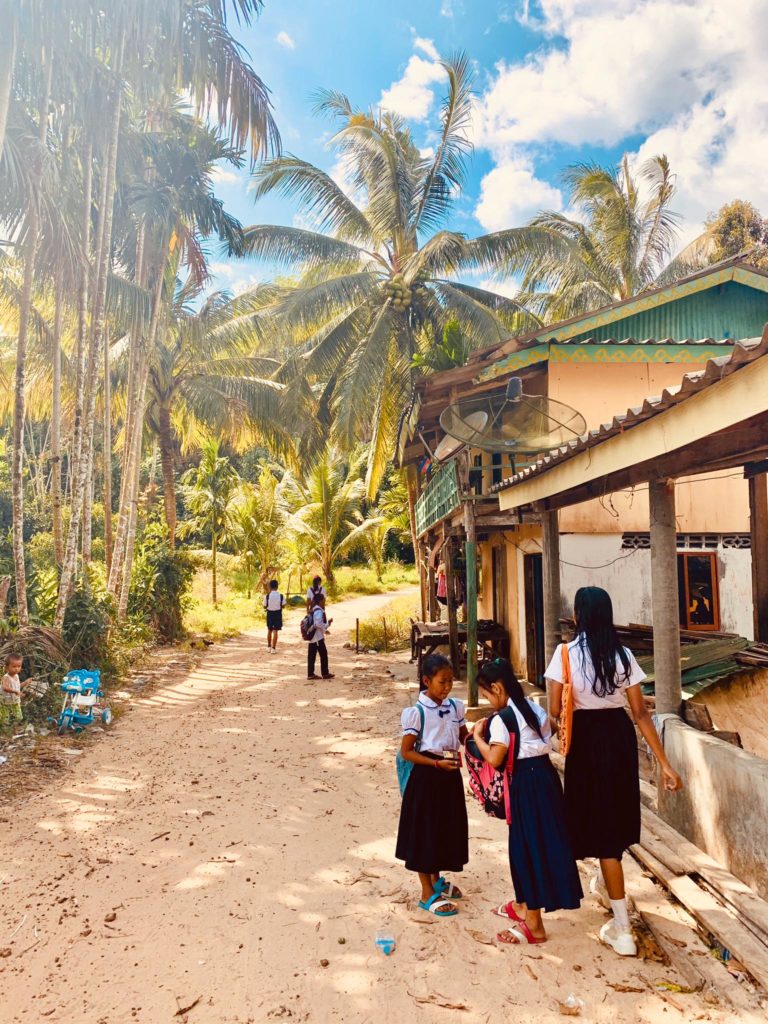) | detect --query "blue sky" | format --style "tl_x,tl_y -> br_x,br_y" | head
208,0 -> 768,293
